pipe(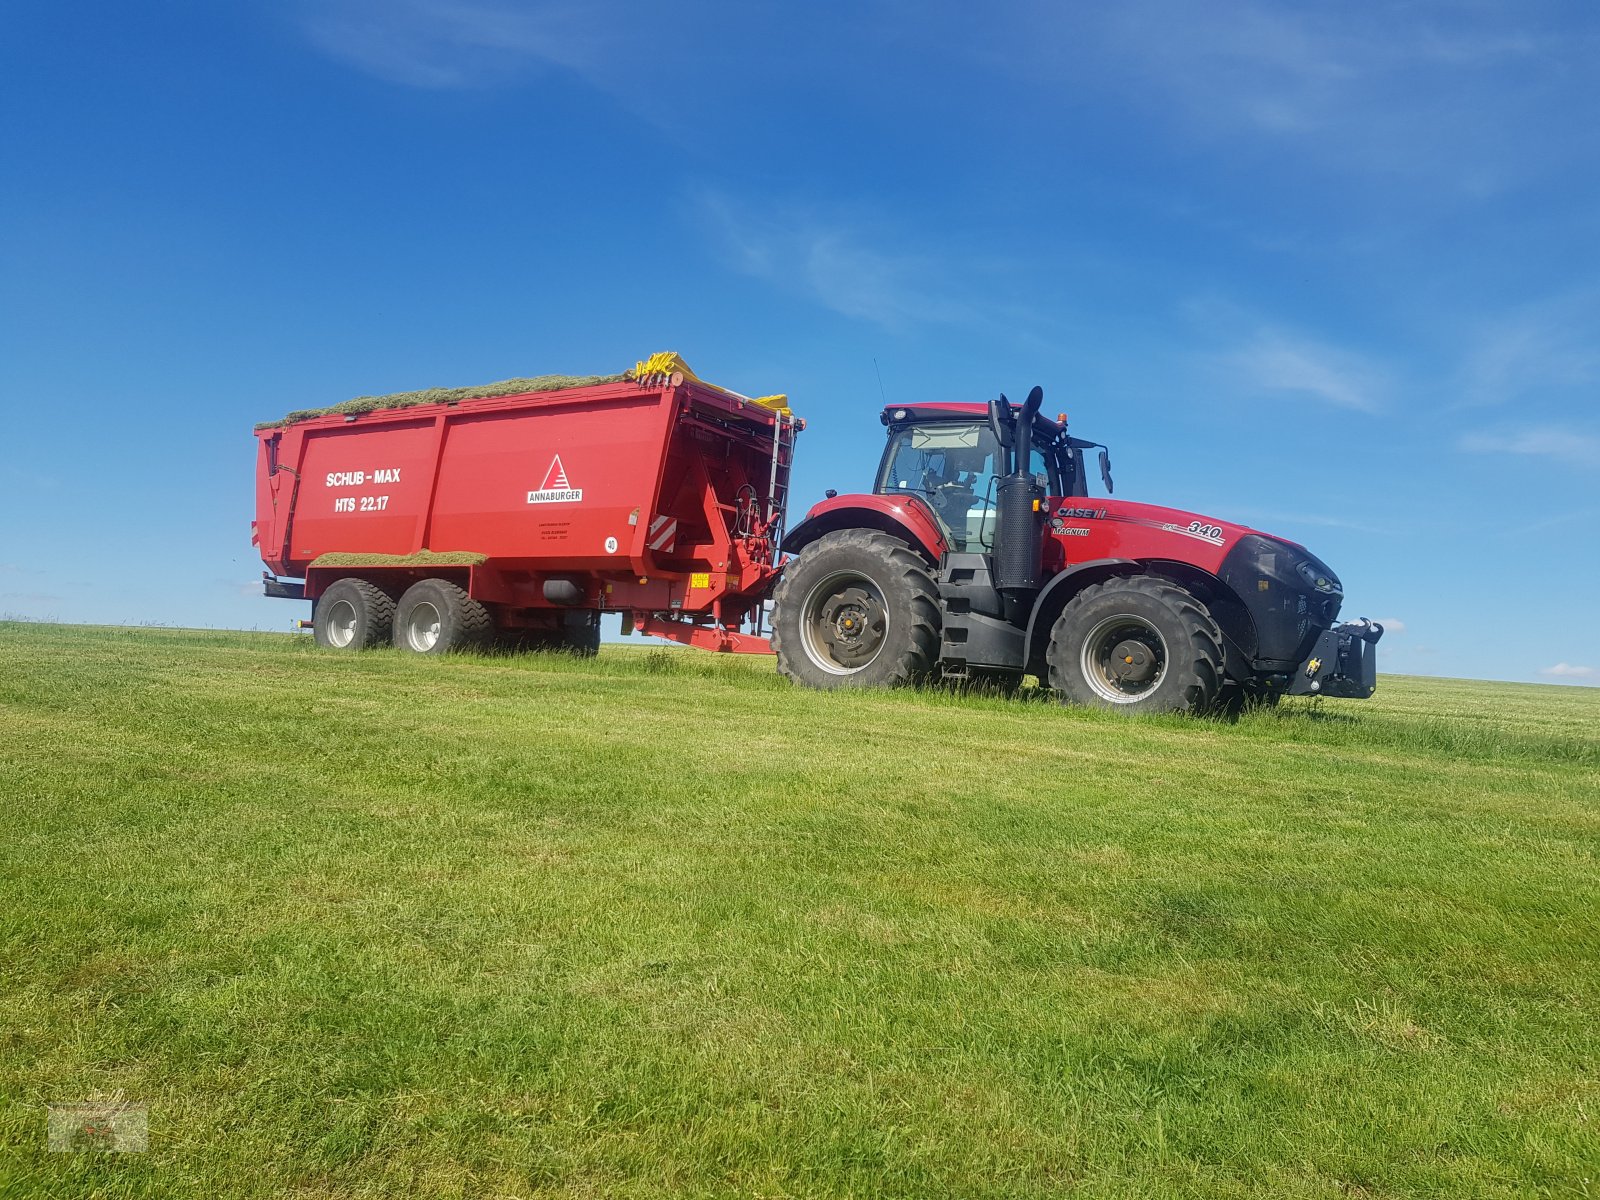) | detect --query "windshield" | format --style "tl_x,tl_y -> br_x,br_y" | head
876,423 -> 1056,552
